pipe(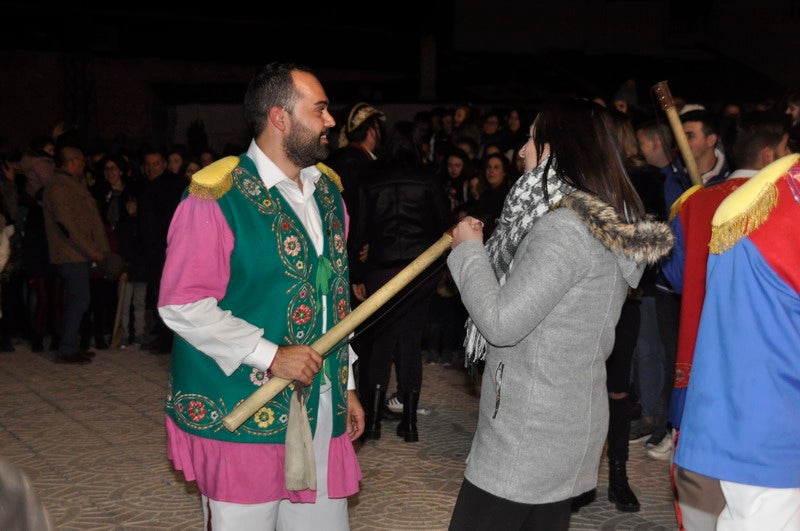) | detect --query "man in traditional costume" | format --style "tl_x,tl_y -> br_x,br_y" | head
662,117 -> 790,530
157,62 -> 364,530
673,152 -> 800,530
